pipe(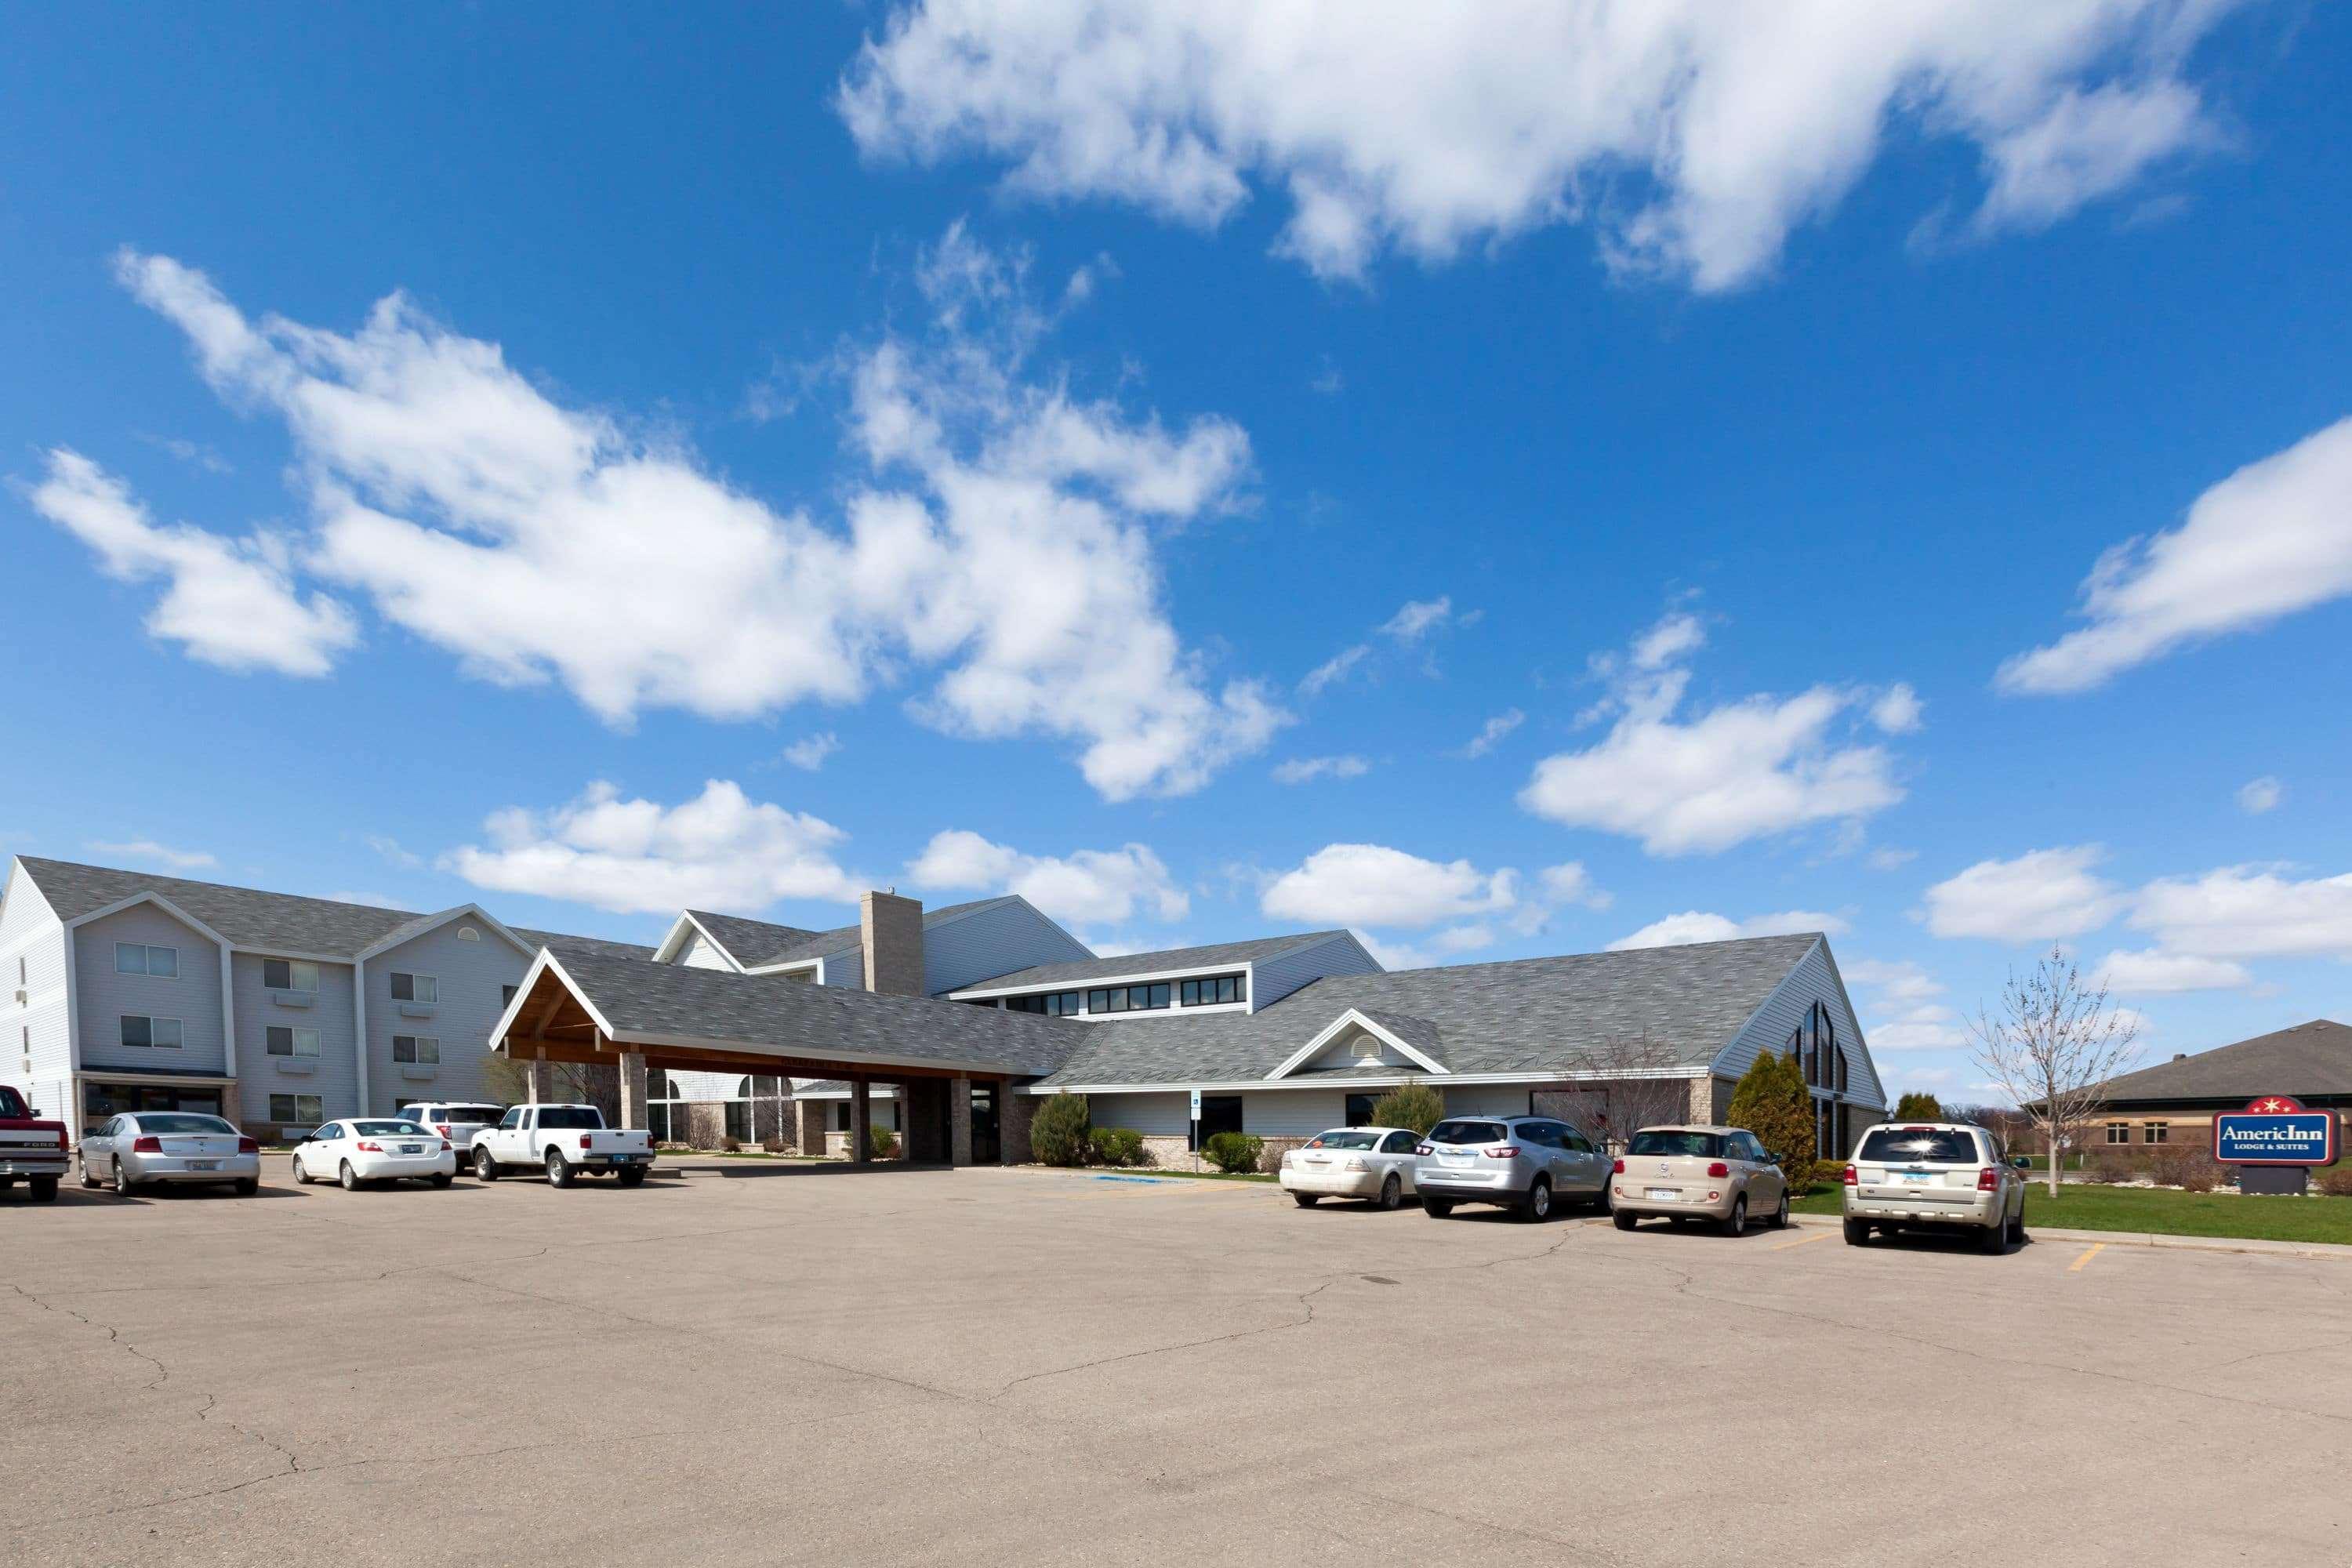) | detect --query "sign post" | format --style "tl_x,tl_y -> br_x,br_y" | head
1189,1088 -> 1203,1161
2212,1094 -> 2340,1196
